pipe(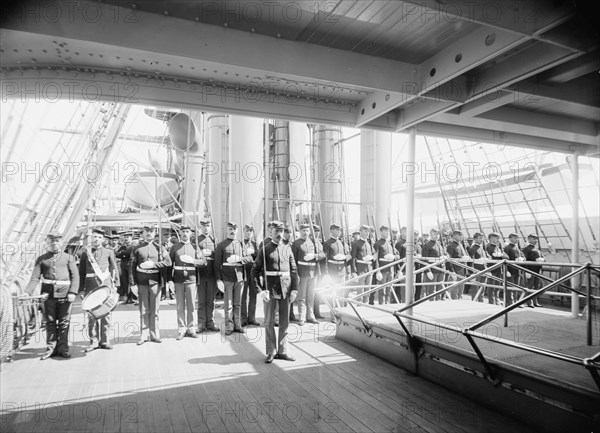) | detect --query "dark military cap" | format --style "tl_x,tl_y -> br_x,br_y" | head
180,225 -> 193,231
312,225 -> 321,232
527,233 -> 539,239
359,224 -> 370,231
430,228 -> 440,233
91,228 -> 105,236
488,232 -> 500,238
380,225 -> 390,231
272,221 -> 285,230
473,232 -> 484,239
226,221 -> 238,229
452,230 -> 463,236
46,232 -> 62,240
142,225 -> 156,232
508,233 -> 519,238
329,223 -> 341,230
199,218 -> 211,226
244,224 -> 254,231
299,223 -> 311,230
352,230 -> 360,235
